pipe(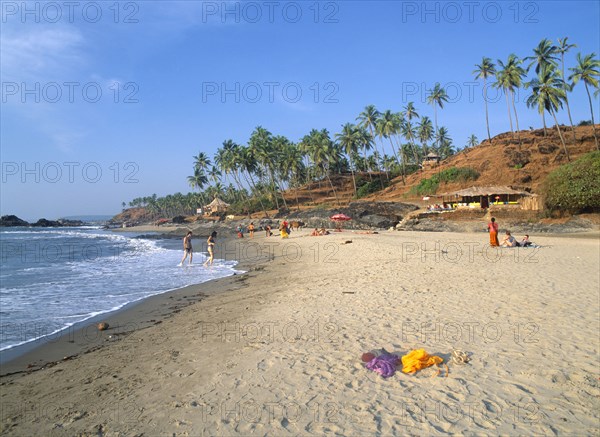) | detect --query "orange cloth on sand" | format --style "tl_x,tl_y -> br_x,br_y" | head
401,349 -> 444,374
